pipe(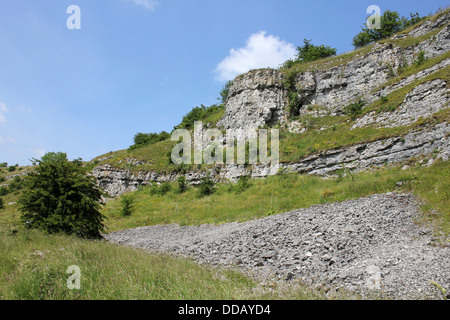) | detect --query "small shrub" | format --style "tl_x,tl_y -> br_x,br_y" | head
0,162 -> 7,168
8,166 -> 16,172
129,131 -> 171,150
0,186 -> 8,196
0,197 -> 4,210
159,182 -> 172,195
386,63 -> 396,78
8,177 -> 23,192
415,50 -> 427,66
198,173 -> 215,196
344,99 -> 366,119
219,80 -> 233,104
177,176 -> 187,193
120,194 -> 136,217
233,176 -> 251,194
266,208 -> 279,216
